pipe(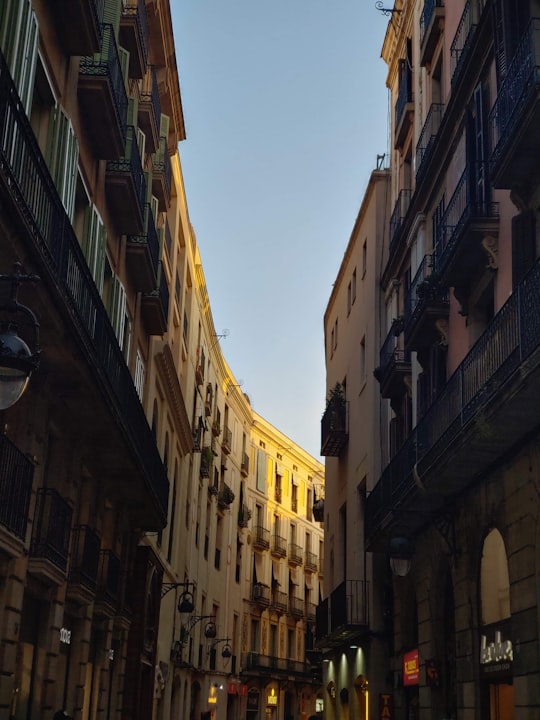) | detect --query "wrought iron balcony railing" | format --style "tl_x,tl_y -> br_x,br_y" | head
416,103 -> 445,180
395,66 -> 413,136
289,595 -> 304,618
450,0 -> 480,84
106,125 -> 147,234
119,0 -> 149,78
0,434 -> 34,541
252,525 -> 270,550
420,0 -> 444,48
272,590 -> 288,613
366,258 -> 540,544
436,164 -> 499,278
152,135 -> 172,210
241,452 -> 249,477
126,203 -> 160,291
69,525 -> 101,591
30,489 -> 72,571
139,66 -> 161,153
404,255 -> 442,326
222,425 -> 232,454
389,189 -> 412,257
315,580 -> 370,647
251,583 -> 271,606
242,652 -> 315,679
320,397 -> 348,456
0,56 -> 169,525
490,18 -> 540,174
305,550 -> 318,573
271,534 -> 287,557
289,543 -> 303,566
